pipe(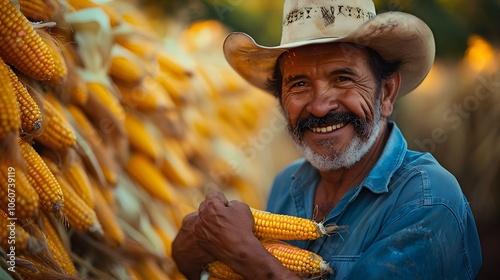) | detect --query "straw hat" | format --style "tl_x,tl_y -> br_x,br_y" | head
223,0 -> 435,96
